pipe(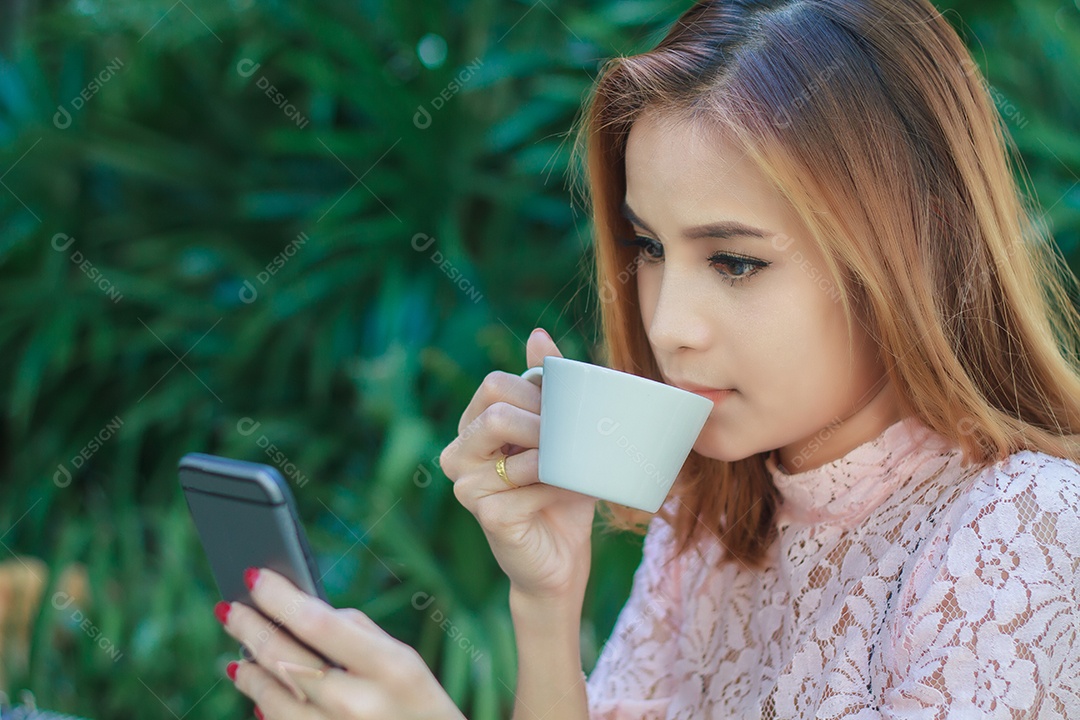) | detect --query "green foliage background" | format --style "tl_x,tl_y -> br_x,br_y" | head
0,0 -> 1076,717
